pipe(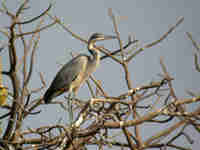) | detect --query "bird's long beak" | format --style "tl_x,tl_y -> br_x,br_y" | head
103,35 -> 117,40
